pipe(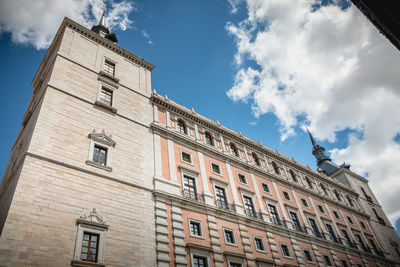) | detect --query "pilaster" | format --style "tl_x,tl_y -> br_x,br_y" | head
207,215 -> 224,267
238,223 -> 256,267
171,205 -> 188,266
290,237 -> 305,267
155,201 -> 171,267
